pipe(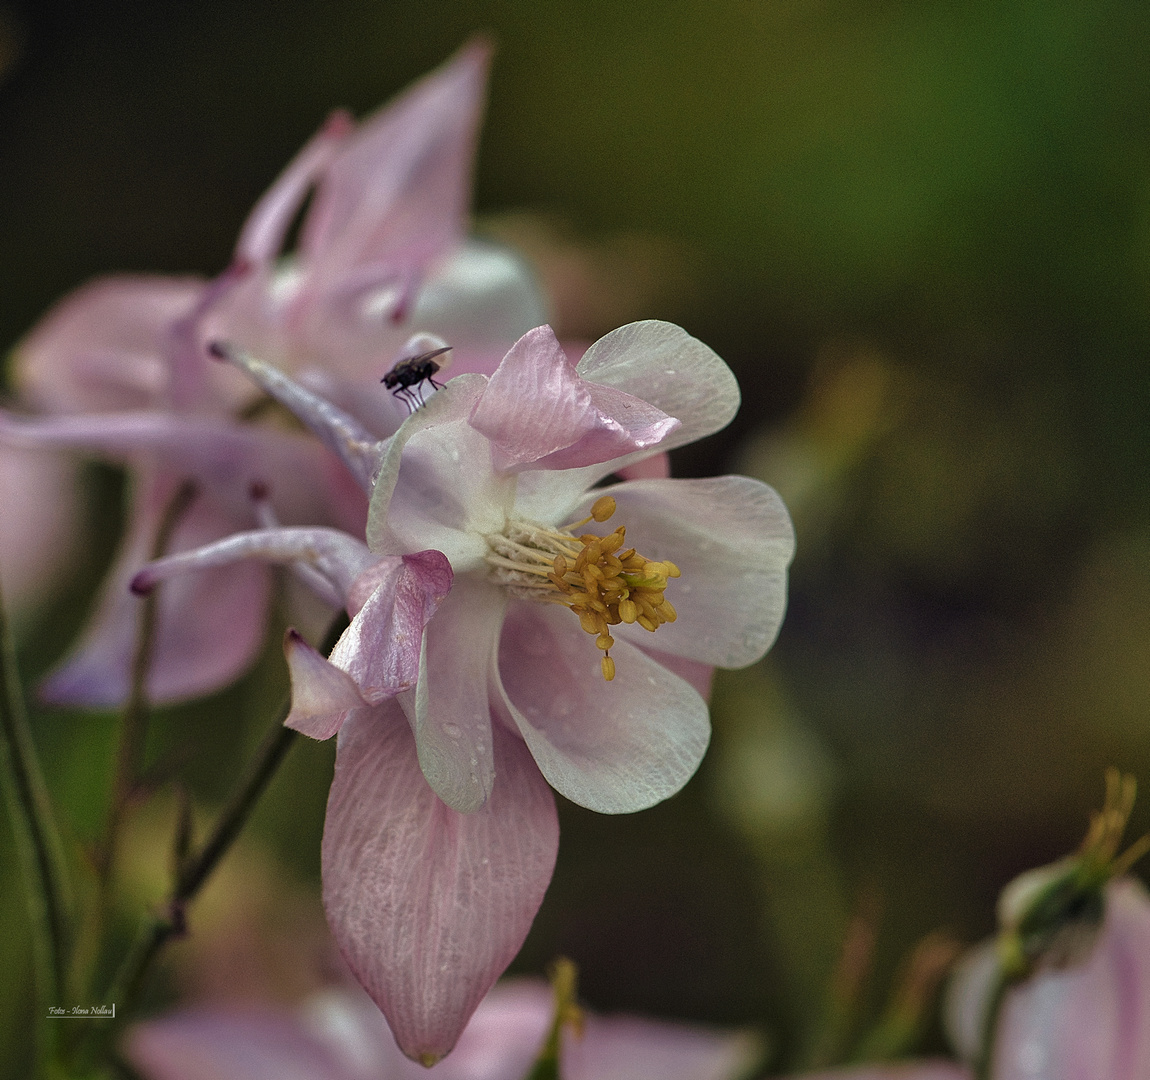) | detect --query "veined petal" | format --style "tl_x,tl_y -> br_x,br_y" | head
469,325 -> 678,472
322,704 -> 558,1065
284,631 -> 368,740
328,550 -> 453,701
13,275 -> 203,413
495,602 -> 710,814
584,476 -> 795,668
576,321 -> 740,455
43,474 -> 271,706
398,576 -> 505,813
125,1008 -> 350,1080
